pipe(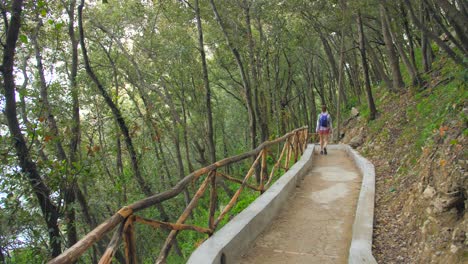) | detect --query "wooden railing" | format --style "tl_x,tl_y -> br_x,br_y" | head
49,127 -> 309,264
